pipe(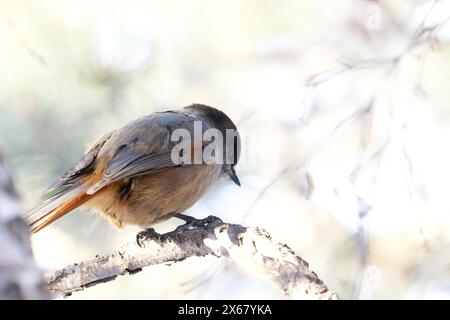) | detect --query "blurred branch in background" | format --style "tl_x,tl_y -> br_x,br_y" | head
0,152 -> 48,299
46,216 -> 338,300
